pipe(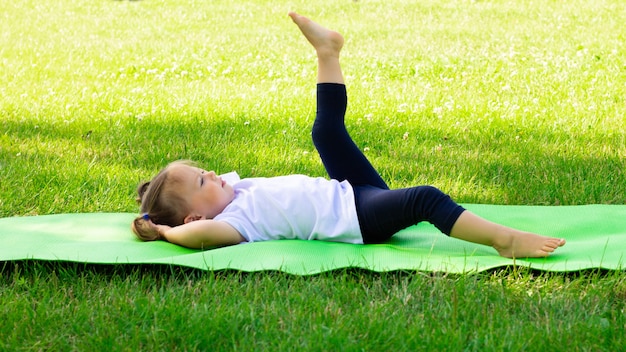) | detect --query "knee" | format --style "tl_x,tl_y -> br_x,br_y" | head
311,120 -> 342,147
410,185 -> 454,212
311,122 -> 322,144
417,185 -> 449,200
